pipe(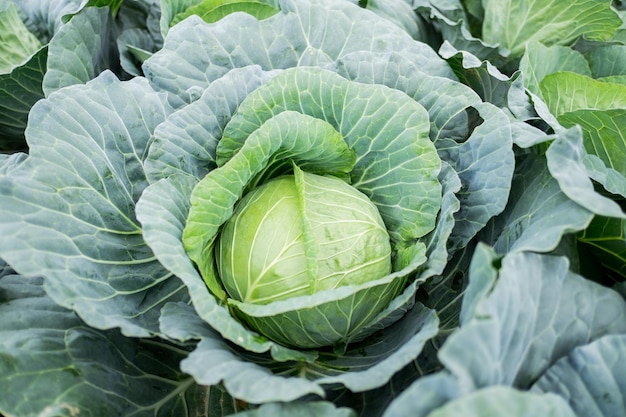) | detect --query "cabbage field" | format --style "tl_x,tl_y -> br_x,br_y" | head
1,0 -> 625,416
